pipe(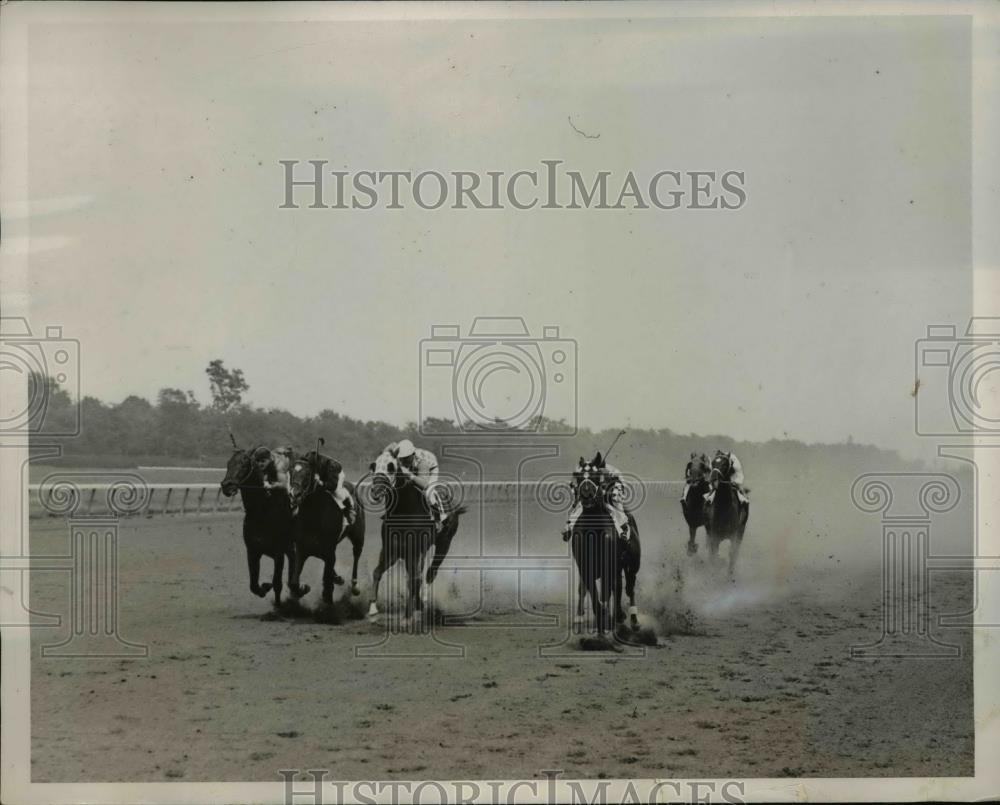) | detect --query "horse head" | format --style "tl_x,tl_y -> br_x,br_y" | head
710,451 -> 732,485
221,448 -> 255,497
286,456 -> 316,513
369,450 -> 399,502
572,455 -> 605,510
